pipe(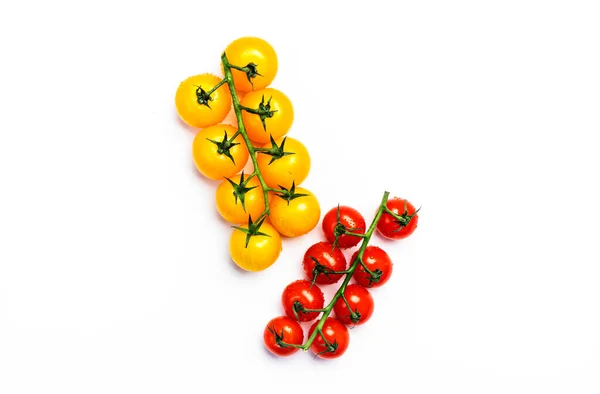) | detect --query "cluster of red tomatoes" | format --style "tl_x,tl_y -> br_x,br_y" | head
175,37 -> 320,272
264,198 -> 419,359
